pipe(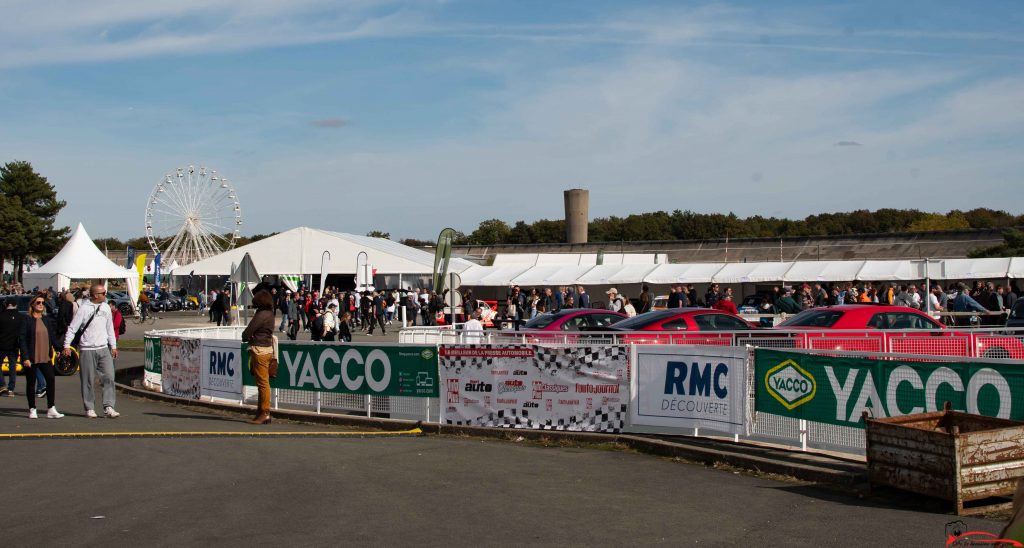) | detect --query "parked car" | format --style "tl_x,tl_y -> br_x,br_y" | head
606,308 -> 757,344
107,291 -> 135,315
773,304 -> 1024,359
436,300 -> 499,327
518,309 -> 627,332
651,295 -> 669,311
737,293 -> 772,315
